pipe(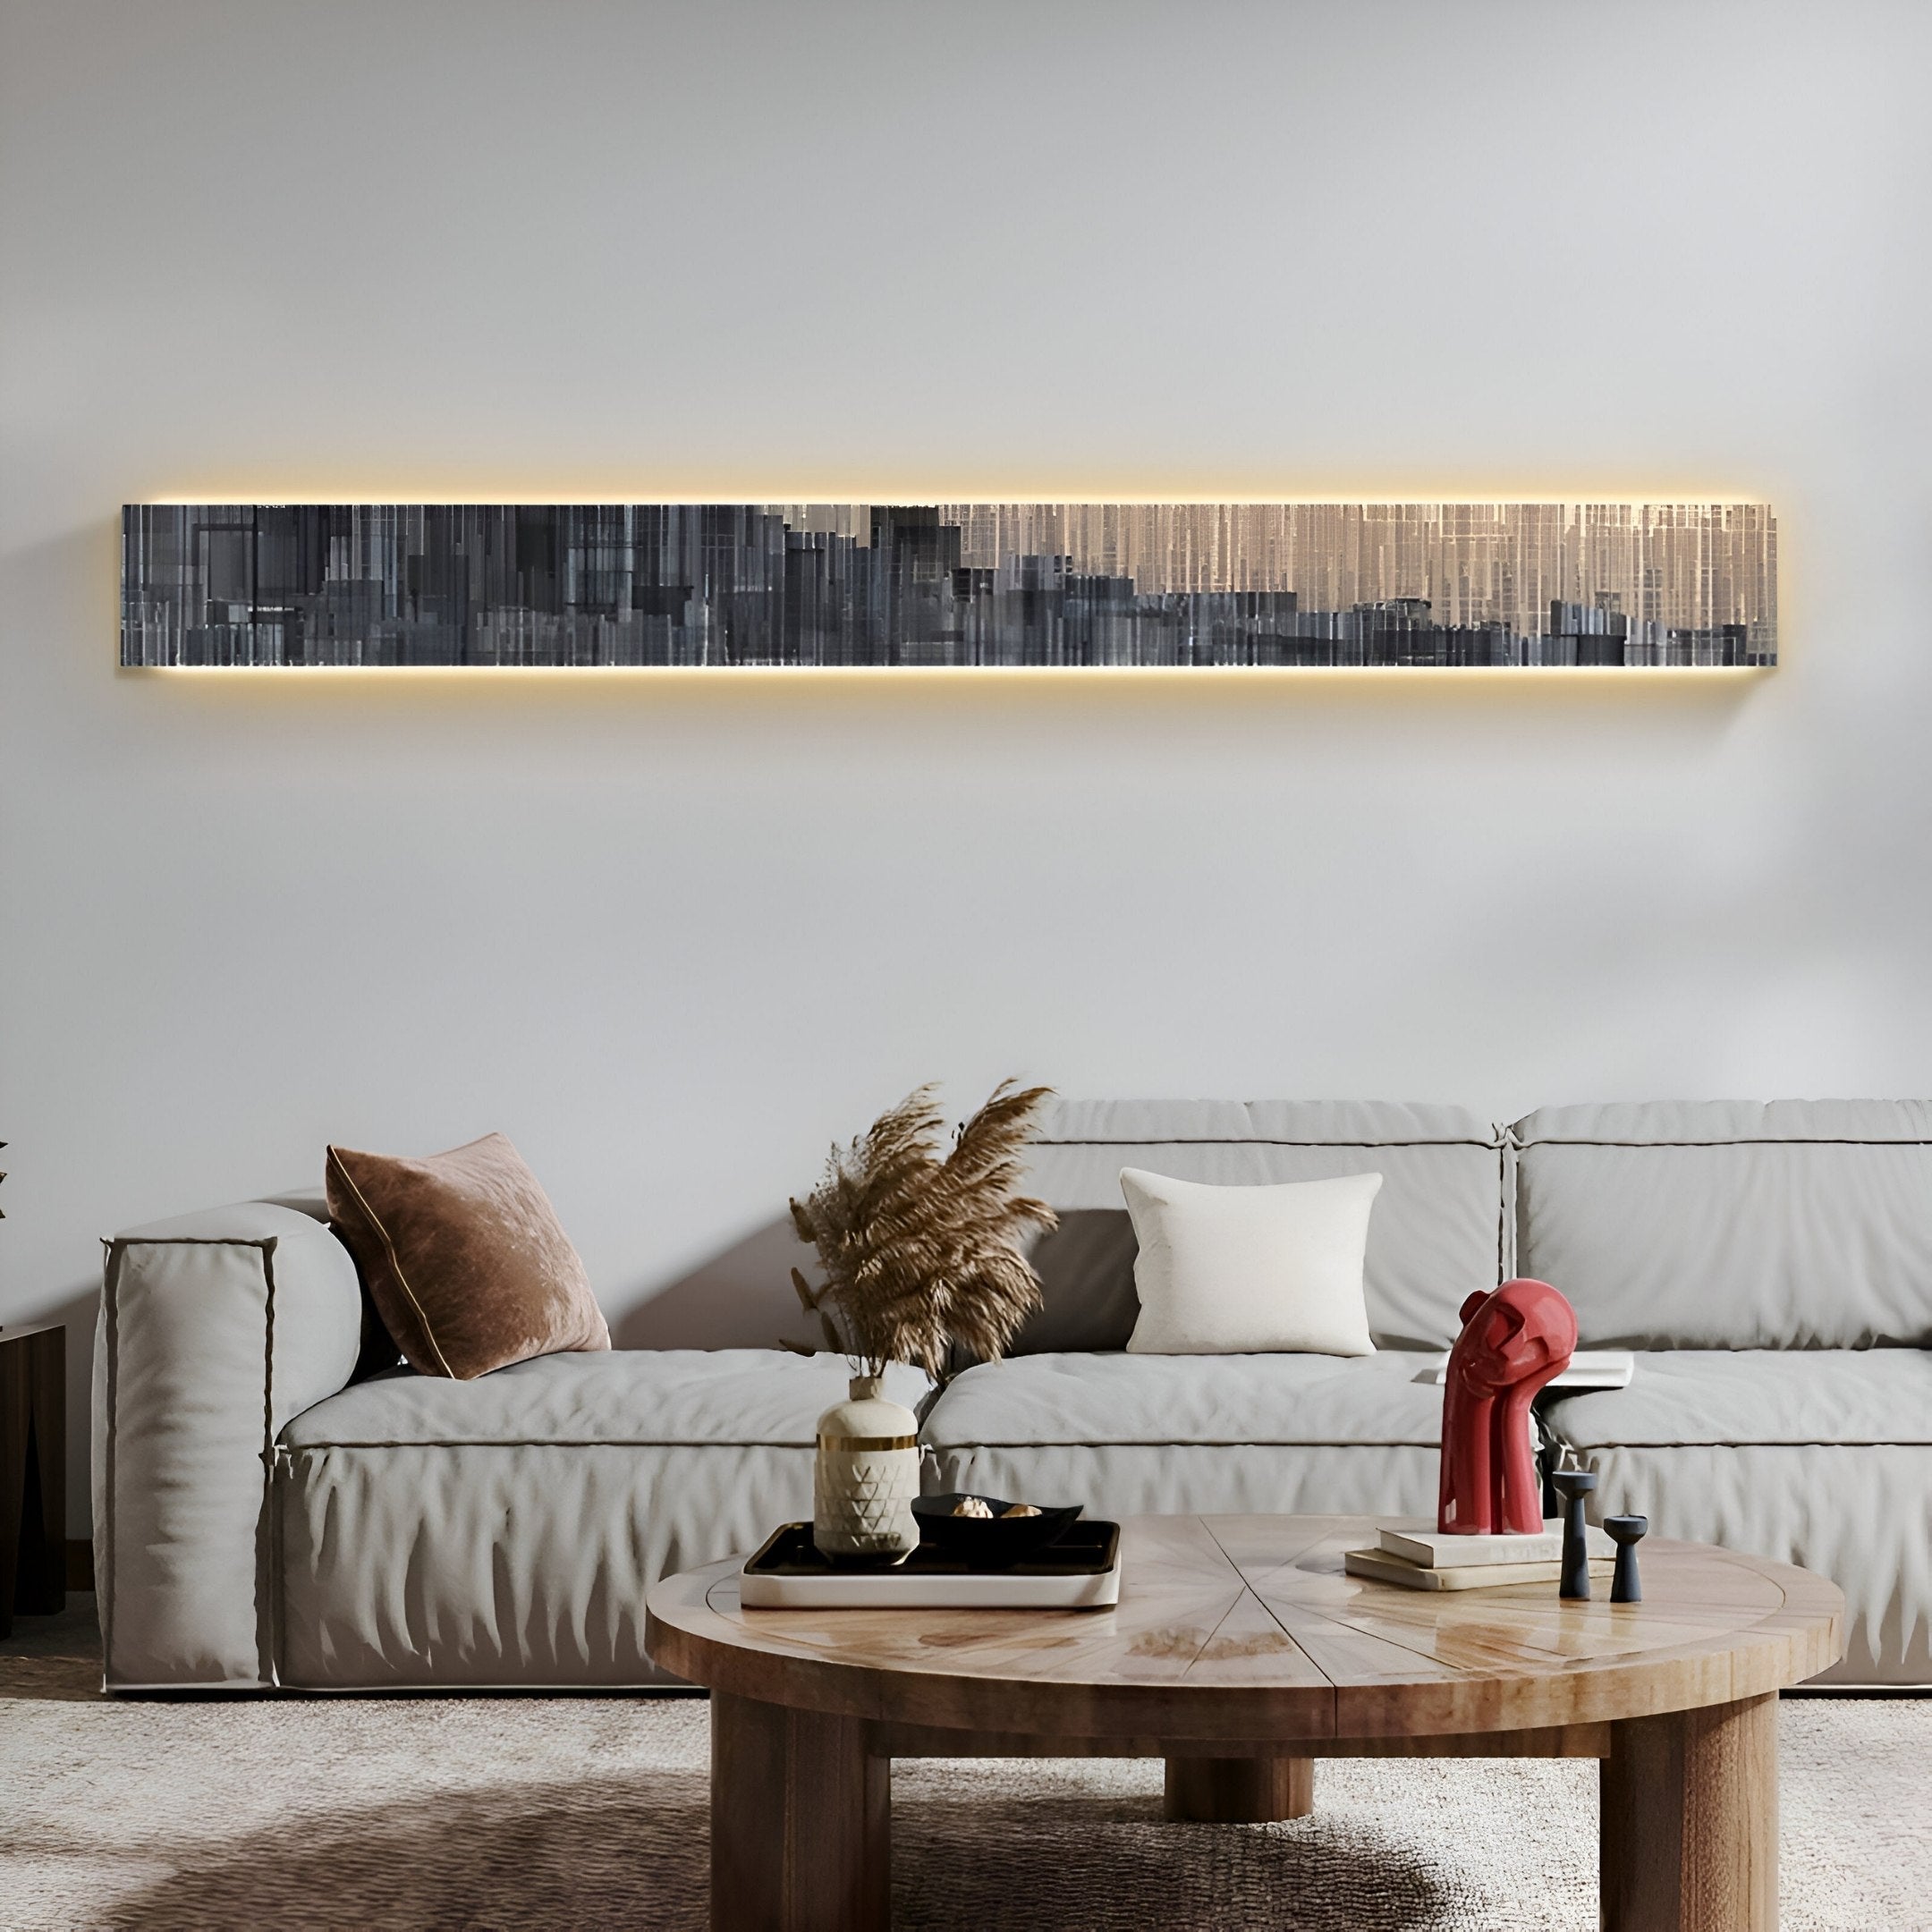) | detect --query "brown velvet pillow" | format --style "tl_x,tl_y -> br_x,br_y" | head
325,1132 -> 610,1380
